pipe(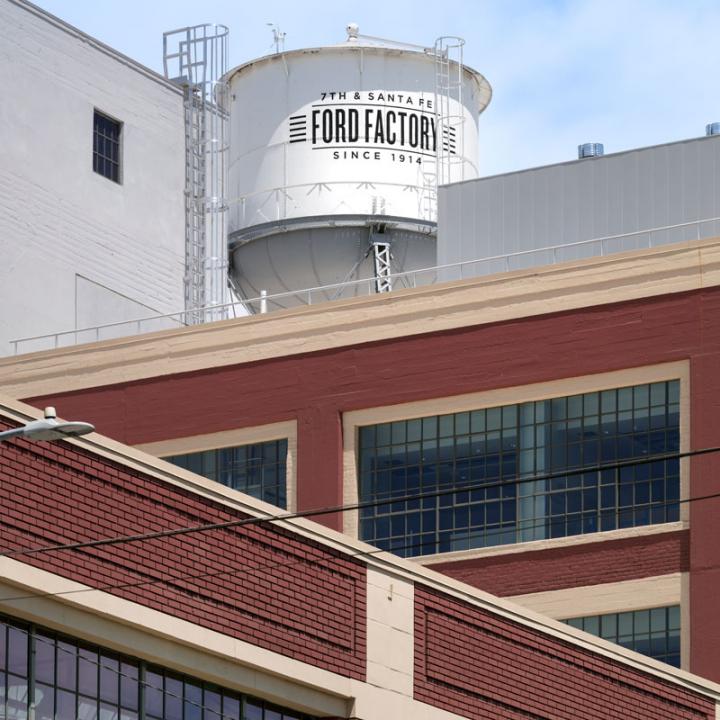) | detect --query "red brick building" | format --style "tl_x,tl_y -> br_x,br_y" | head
2,237 -> 719,718
0,385 -> 719,719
